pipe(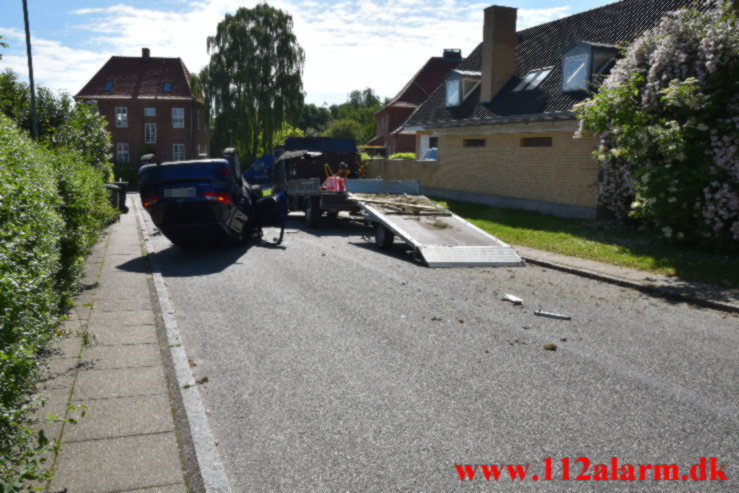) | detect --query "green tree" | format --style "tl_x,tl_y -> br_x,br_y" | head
52,103 -> 113,179
0,69 -> 74,140
321,119 -> 363,141
272,121 -> 304,146
297,103 -> 332,135
203,3 -> 305,162
0,35 -> 7,59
